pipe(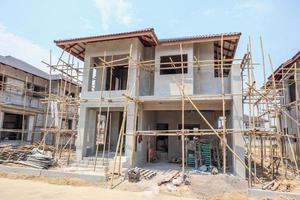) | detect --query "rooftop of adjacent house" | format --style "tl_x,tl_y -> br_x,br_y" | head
243,114 -> 269,123
0,55 -> 77,84
264,51 -> 300,88
54,28 -> 241,61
